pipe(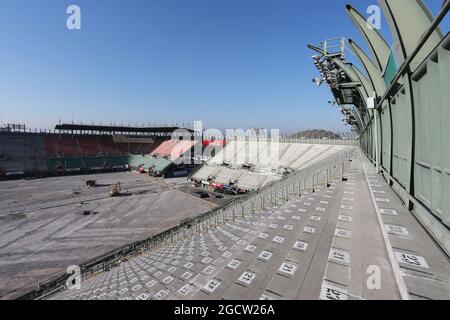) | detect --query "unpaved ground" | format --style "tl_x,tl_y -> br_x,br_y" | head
0,172 -> 213,299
